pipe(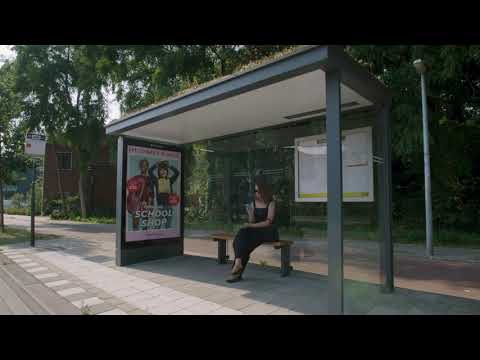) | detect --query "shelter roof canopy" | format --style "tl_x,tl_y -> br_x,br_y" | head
105,45 -> 391,145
